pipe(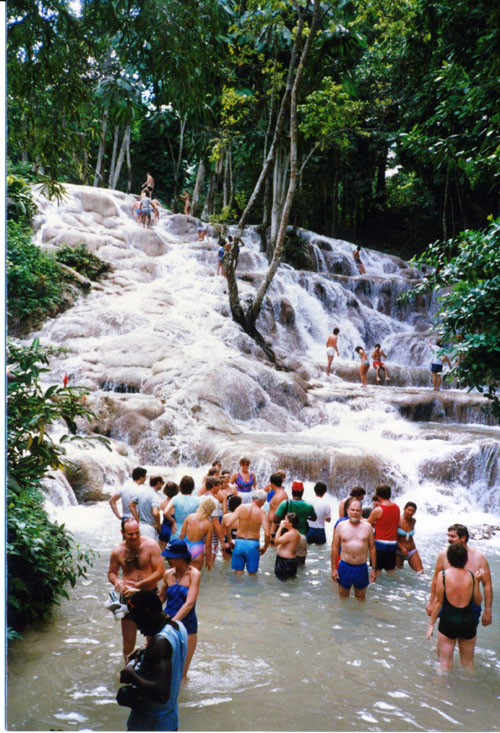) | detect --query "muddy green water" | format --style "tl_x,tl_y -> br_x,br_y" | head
7,503 -> 500,732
